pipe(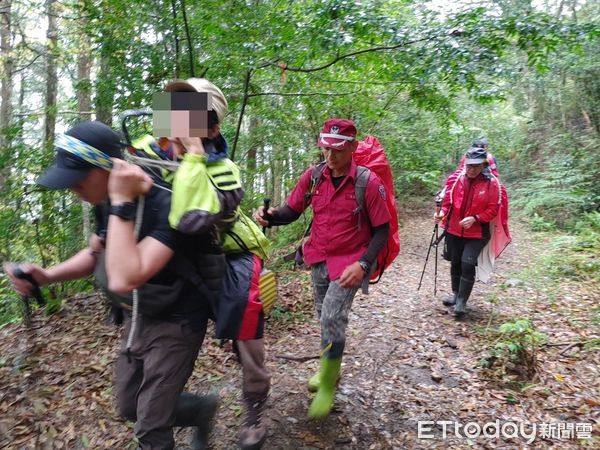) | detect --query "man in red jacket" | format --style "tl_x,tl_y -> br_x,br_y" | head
254,118 -> 390,418
435,147 -> 501,318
